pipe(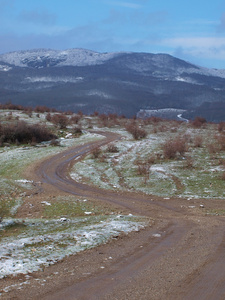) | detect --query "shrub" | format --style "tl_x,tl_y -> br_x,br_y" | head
34,105 -> 51,113
72,126 -> 82,137
50,139 -> 60,146
216,134 -> 225,151
218,122 -> 225,132
191,116 -> 207,128
45,112 -> 52,122
51,113 -> 69,129
137,163 -> 150,176
162,136 -> 187,159
70,115 -> 81,124
207,143 -> 218,154
91,147 -> 102,159
193,135 -> 203,147
221,172 -> 225,181
0,121 -> 56,145
107,144 -> 119,153
184,156 -> 194,168
126,122 -> 147,140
